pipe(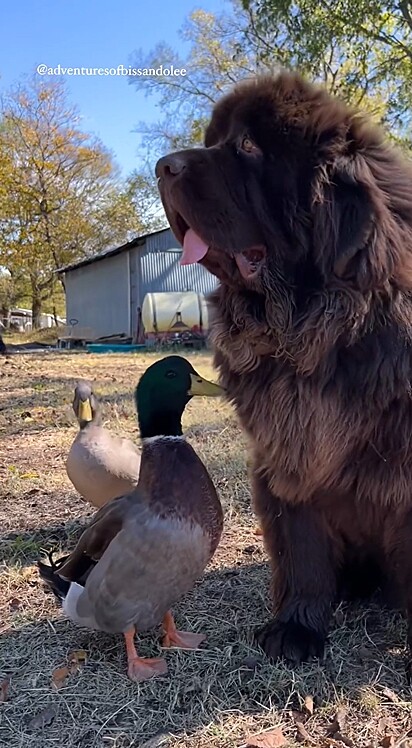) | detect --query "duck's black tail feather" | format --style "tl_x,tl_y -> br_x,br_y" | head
37,550 -> 71,601
38,549 -> 96,601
